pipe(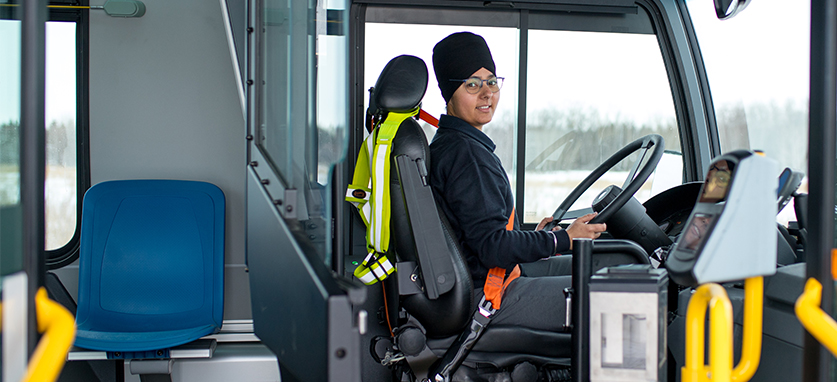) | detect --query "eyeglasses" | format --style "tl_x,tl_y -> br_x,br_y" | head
709,163 -> 727,172
449,76 -> 504,94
